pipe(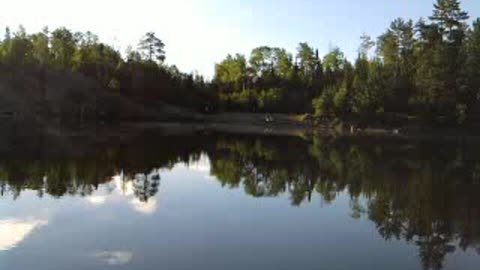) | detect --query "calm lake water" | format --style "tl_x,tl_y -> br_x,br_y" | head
1,127 -> 480,270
